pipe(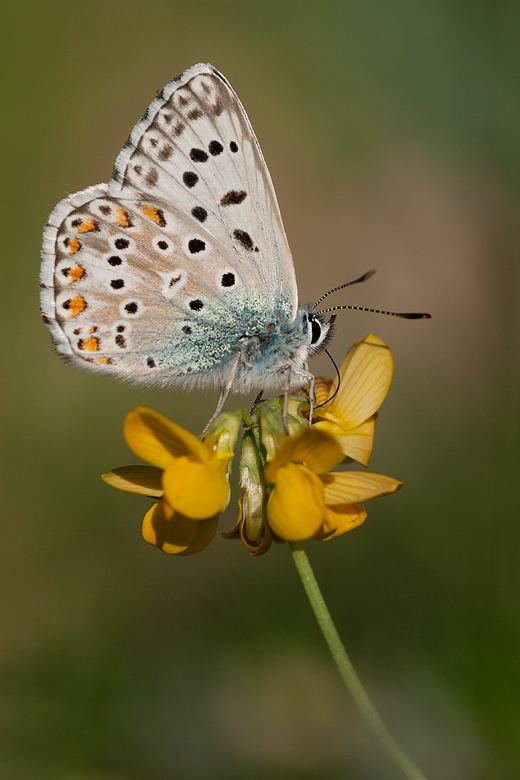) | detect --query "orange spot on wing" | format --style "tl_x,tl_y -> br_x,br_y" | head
95,356 -> 110,364
82,336 -> 99,351
77,218 -> 97,233
139,204 -> 162,224
115,208 -> 131,227
68,237 -> 81,254
68,295 -> 86,318
67,265 -> 85,282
